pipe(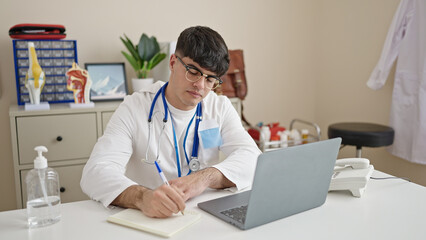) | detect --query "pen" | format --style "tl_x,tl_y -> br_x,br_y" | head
154,161 -> 184,215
